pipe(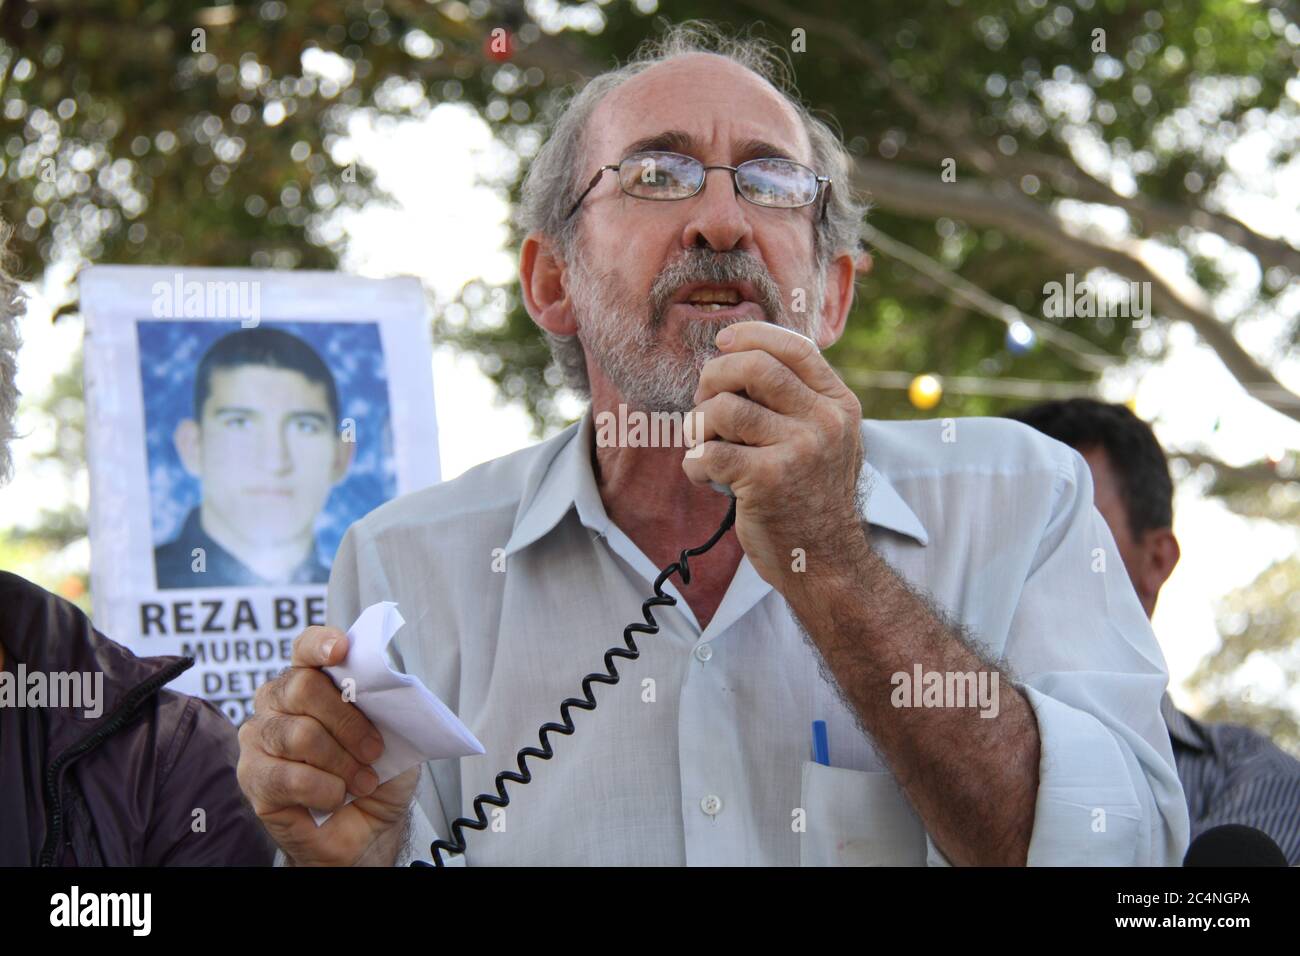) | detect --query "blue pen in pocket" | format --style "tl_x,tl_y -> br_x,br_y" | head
812,720 -> 830,766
